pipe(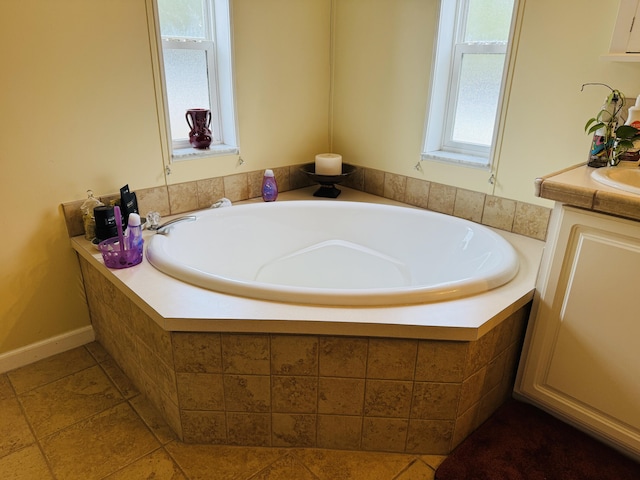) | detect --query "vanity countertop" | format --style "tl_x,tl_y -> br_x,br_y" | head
535,162 -> 640,220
